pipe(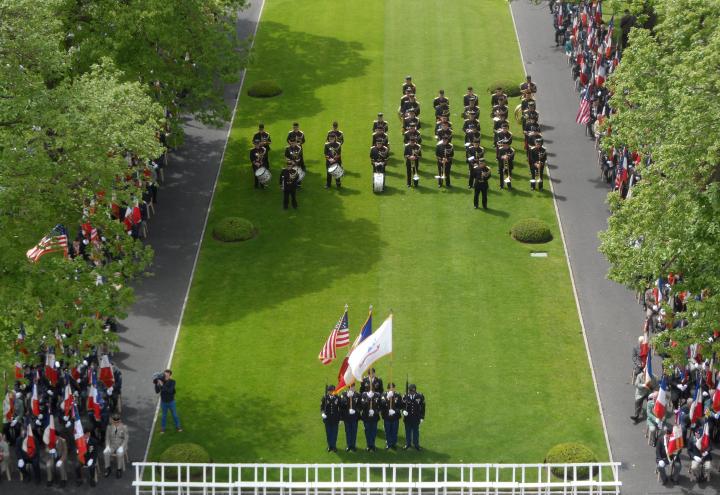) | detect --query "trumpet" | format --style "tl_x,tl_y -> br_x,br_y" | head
503,154 -> 511,184
410,148 -> 420,187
